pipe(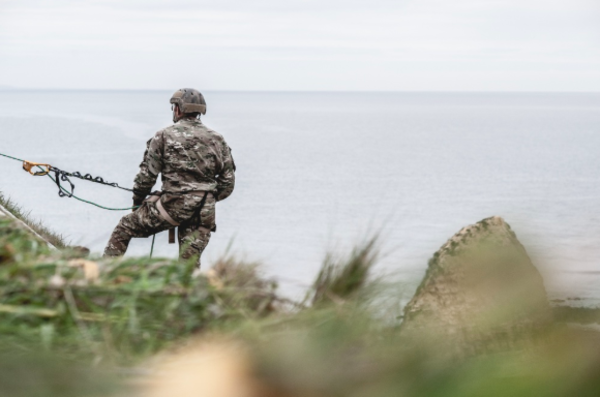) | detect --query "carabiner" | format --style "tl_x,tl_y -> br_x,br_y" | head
22,161 -> 52,176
